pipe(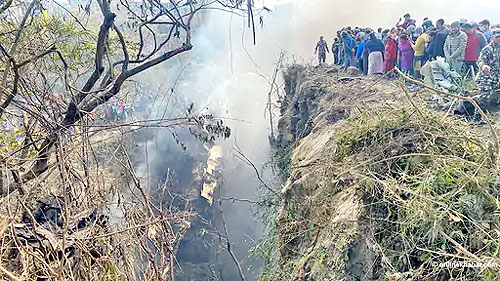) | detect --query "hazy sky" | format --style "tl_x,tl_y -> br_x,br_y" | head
247,0 -> 500,61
